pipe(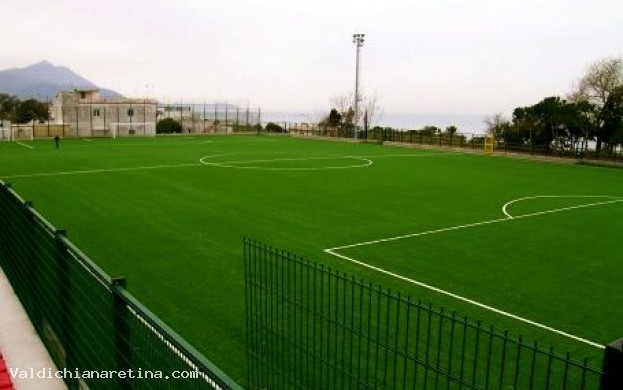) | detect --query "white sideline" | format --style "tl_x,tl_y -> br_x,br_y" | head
3,150 -> 450,179
3,163 -> 200,179
109,141 -> 213,146
357,152 -> 456,159
325,196 -> 623,350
